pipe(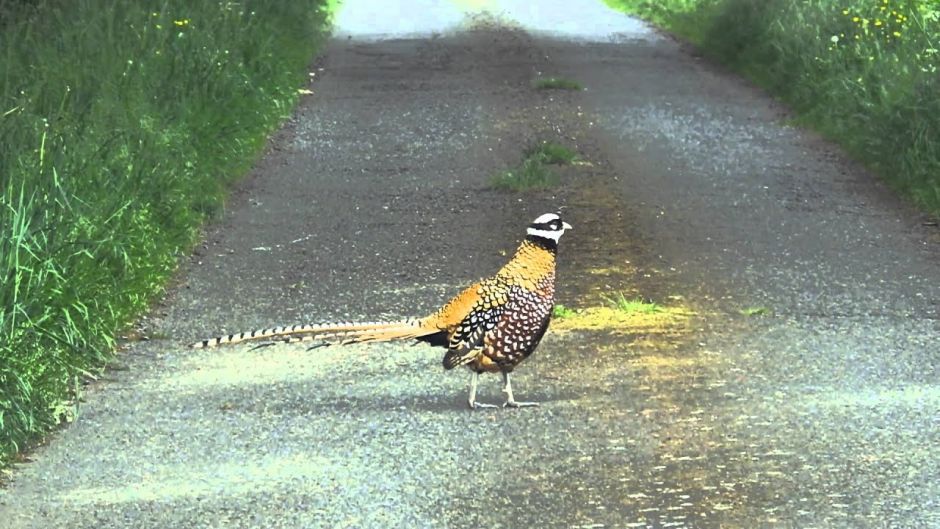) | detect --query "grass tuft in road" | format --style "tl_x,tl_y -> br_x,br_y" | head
604,293 -> 664,314
604,0 -> 940,217
531,142 -> 579,165
552,304 -> 577,319
489,141 -> 579,191
490,155 -> 559,191
551,301 -> 692,334
533,77 -> 584,90
0,0 -> 332,467
739,306 -> 771,317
